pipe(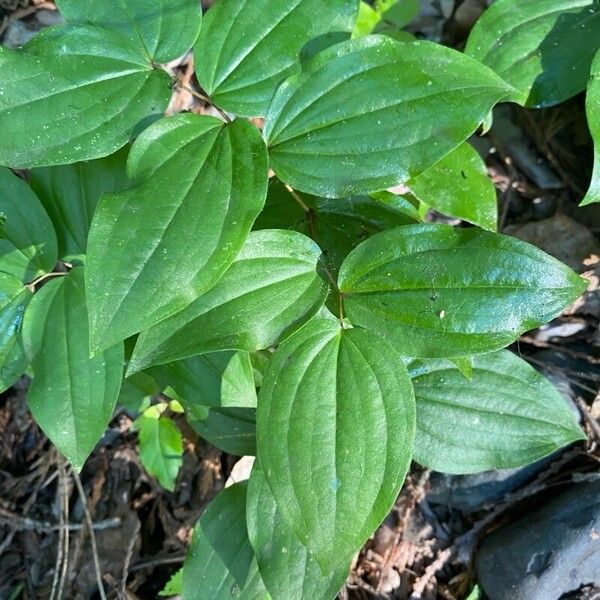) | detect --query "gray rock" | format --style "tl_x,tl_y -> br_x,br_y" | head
476,480 -> 600,600
427,460 -> 552,512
